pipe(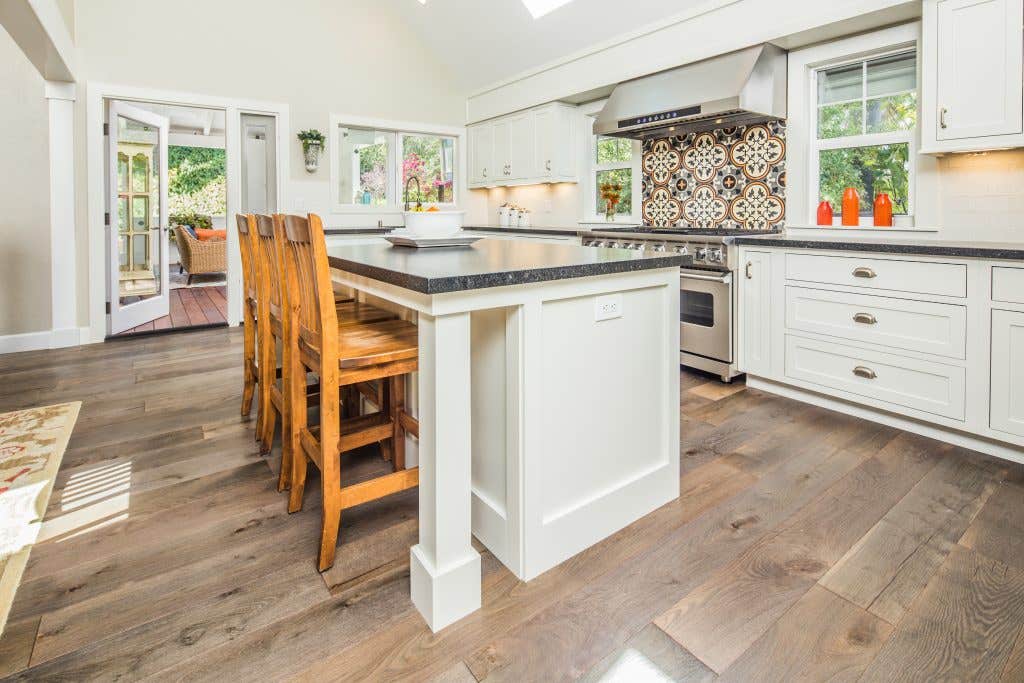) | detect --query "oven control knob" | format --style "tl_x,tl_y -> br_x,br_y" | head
674,245 -> 688,255
708,248 -> 724,263
650,244 -> 665,252
695,247 -> 708,261
609,241 -> 622,248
